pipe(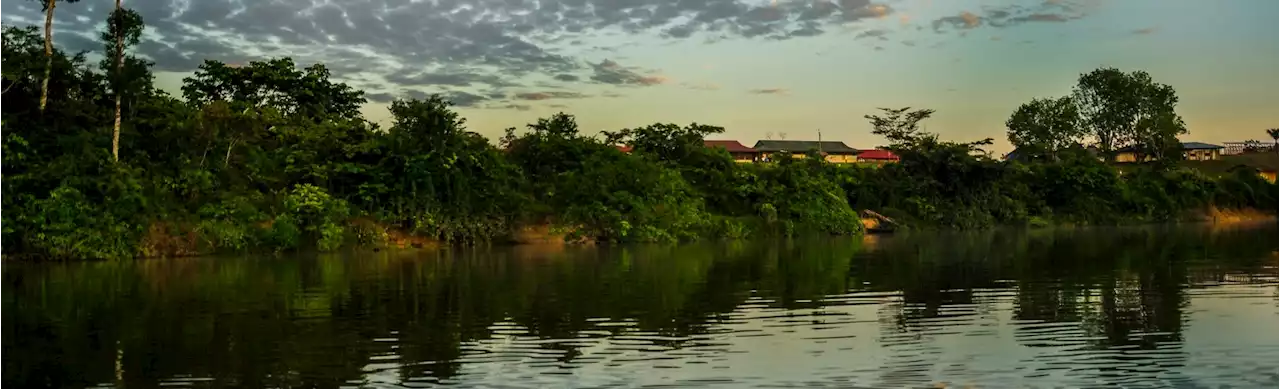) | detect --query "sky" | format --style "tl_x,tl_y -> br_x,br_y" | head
2,0 -> 1276,152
